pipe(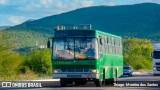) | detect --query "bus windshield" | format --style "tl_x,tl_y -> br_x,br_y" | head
53,37 -> 97,60
154,51 -> 160,59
